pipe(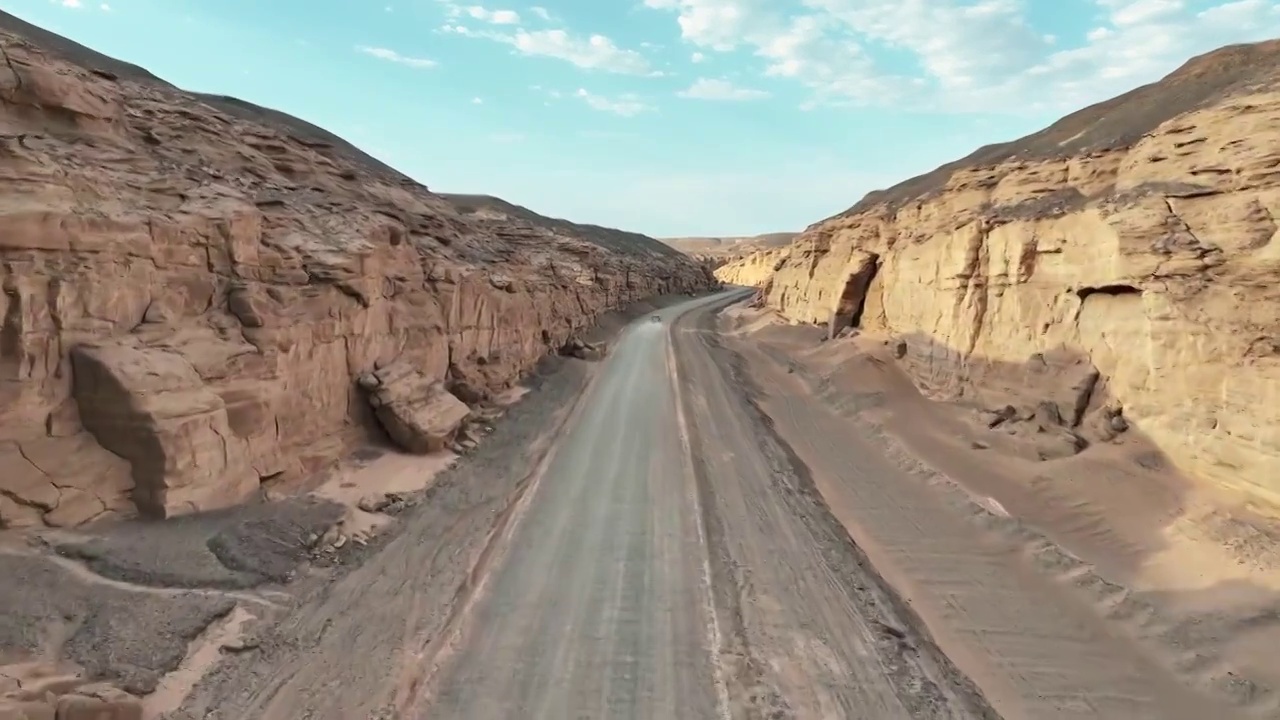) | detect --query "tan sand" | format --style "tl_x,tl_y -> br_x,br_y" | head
725,305 -> 1280,714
